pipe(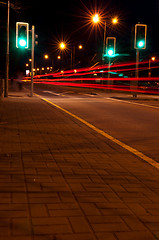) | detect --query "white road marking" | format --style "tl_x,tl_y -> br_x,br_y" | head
43,91 -> 60,96
107,97 -> 159,110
